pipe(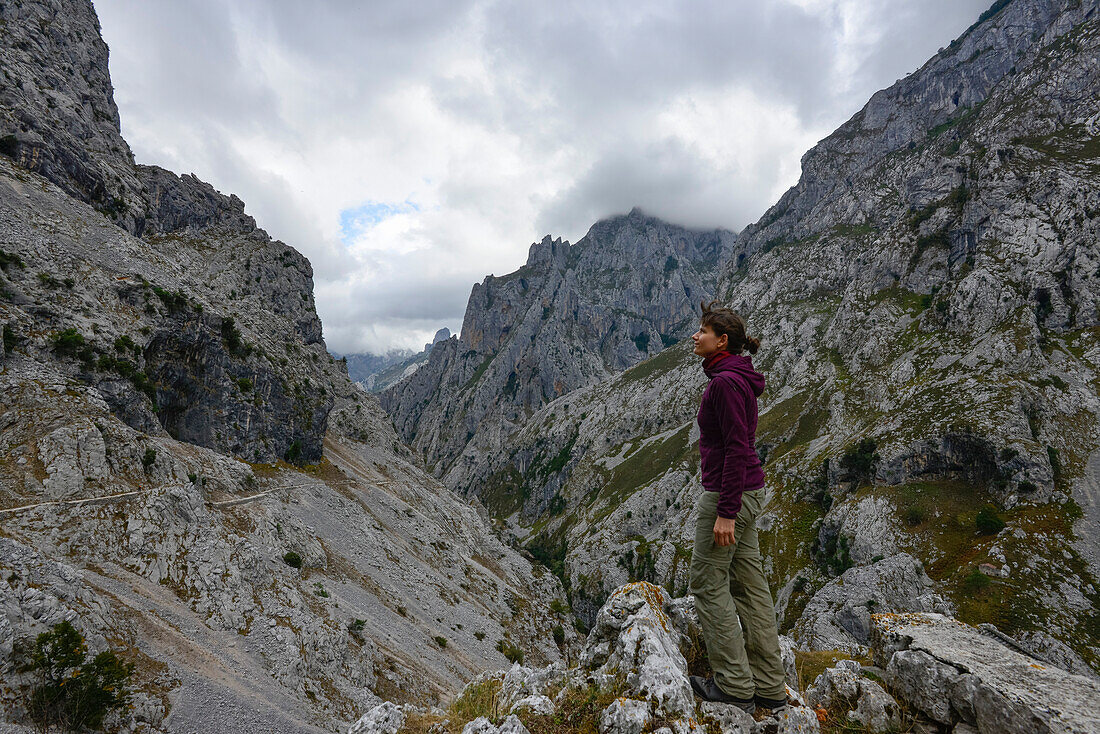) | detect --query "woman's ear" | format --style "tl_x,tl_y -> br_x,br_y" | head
716,332 -> 728,350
